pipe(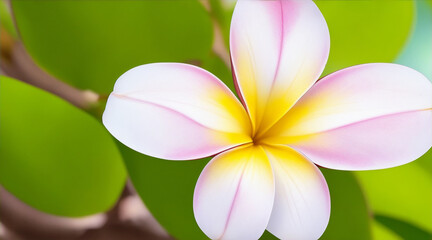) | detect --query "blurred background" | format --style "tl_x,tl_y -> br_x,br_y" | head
0,0 -> 431,239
